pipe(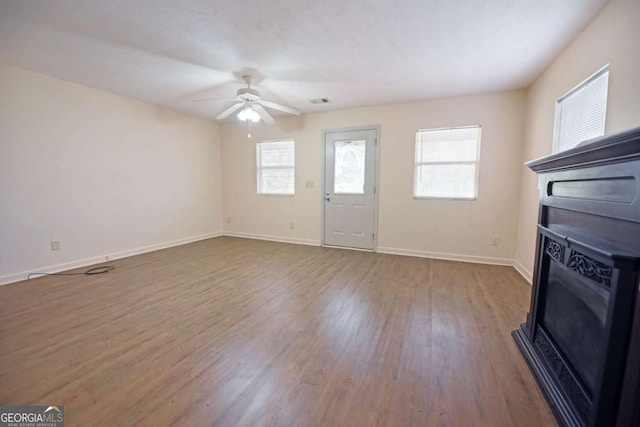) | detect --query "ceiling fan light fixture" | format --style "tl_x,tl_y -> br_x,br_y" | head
237,107 -> 260,123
